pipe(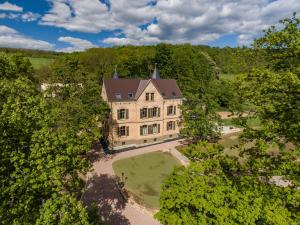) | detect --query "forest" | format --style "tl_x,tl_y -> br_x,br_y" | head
0,14 -> 299,225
